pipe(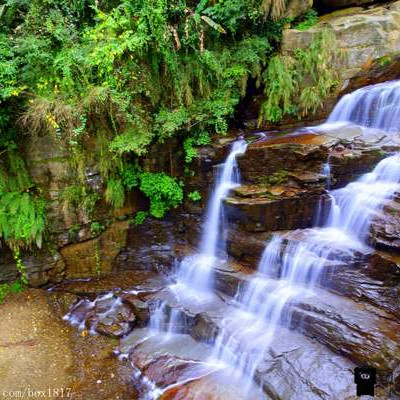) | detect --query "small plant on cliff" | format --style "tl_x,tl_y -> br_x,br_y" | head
188,190 -> 202,202
139,172 -> 184,218
294,9 -> 318,31
13,248 -> 28,285
0,153 -> 46,249
94,240 -> 101,277
184,132 -> 211,163
90,221 -> 105,236
133,211 -> 148,225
